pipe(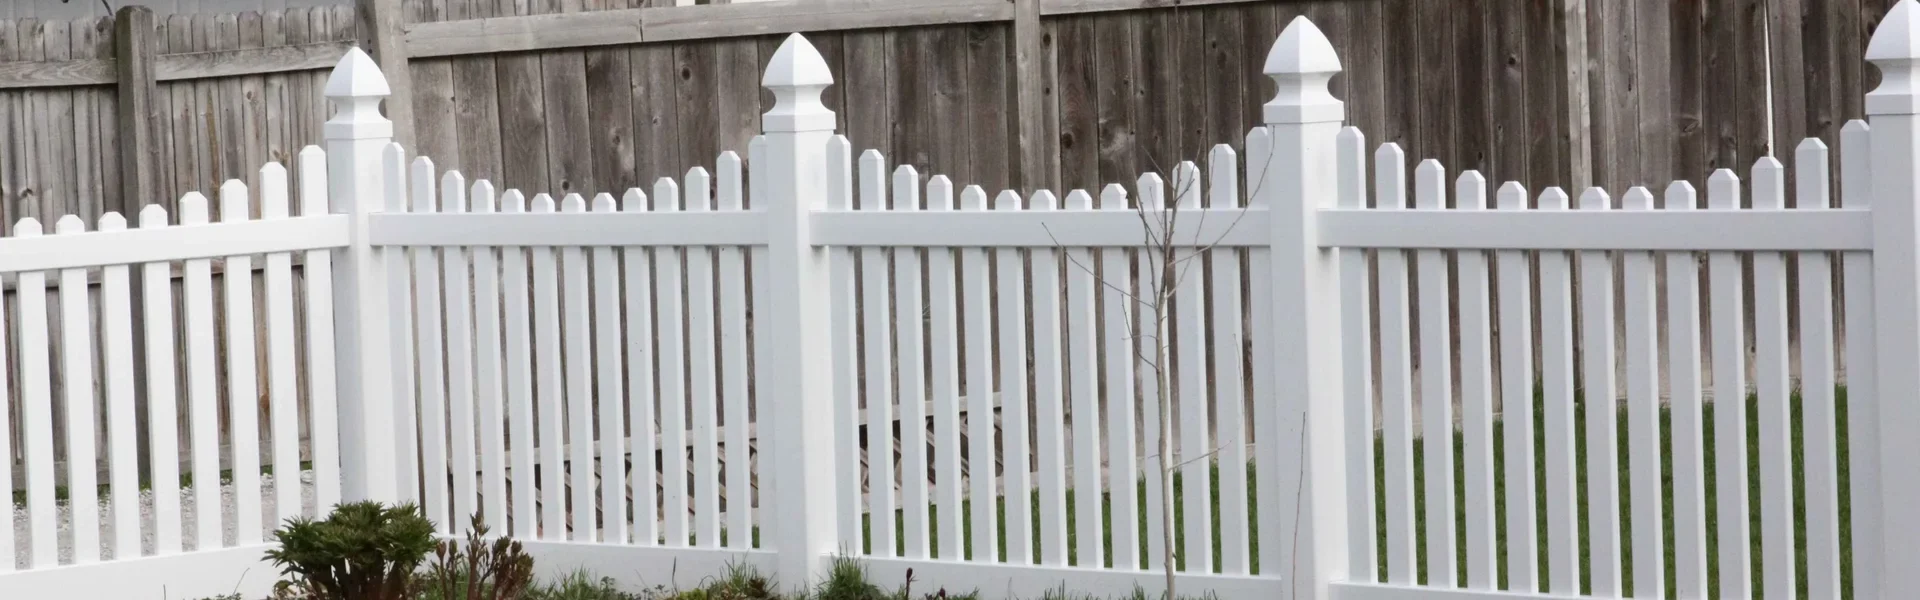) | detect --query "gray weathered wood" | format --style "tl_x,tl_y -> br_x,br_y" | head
965,23 -> 1011,194
628,42 -> 678,185
541,49 -> 593,194
496,52 -> 550,191
646,0 -> 1011,44
585,46 -> 637,190
115,6 -> 160,479
1052,16 -> 1096,192
404,8 -> 641,58
451,54 -> 505,182
358,0 -> 415,148
672,42 -> 718,176
0,40 -> 352,89
1560,0 -> 1592,191
1039,0 -> 1273,17
1010,0 -> 1050,192
411,58 -> 460,170
839,30 -> 890,161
